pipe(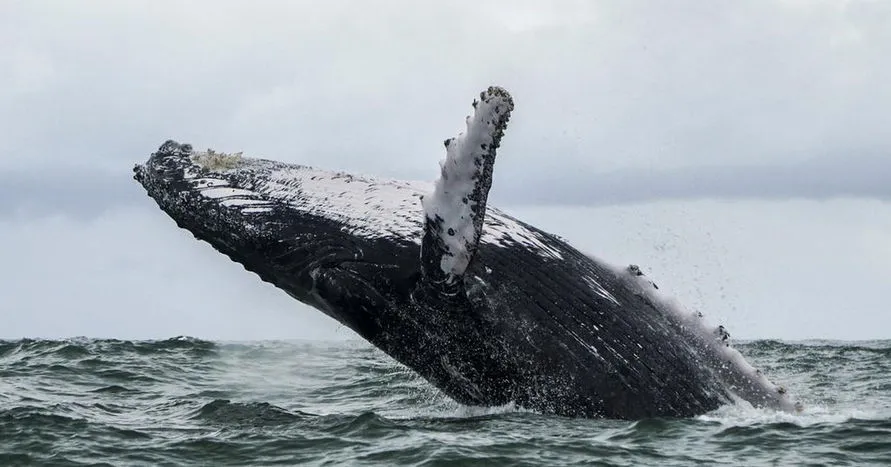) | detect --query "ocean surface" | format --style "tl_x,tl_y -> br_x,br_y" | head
1,338 -> 889,466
